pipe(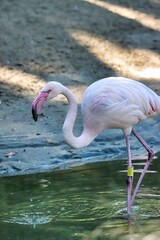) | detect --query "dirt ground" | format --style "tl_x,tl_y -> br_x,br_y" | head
0,0 -> 160,176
